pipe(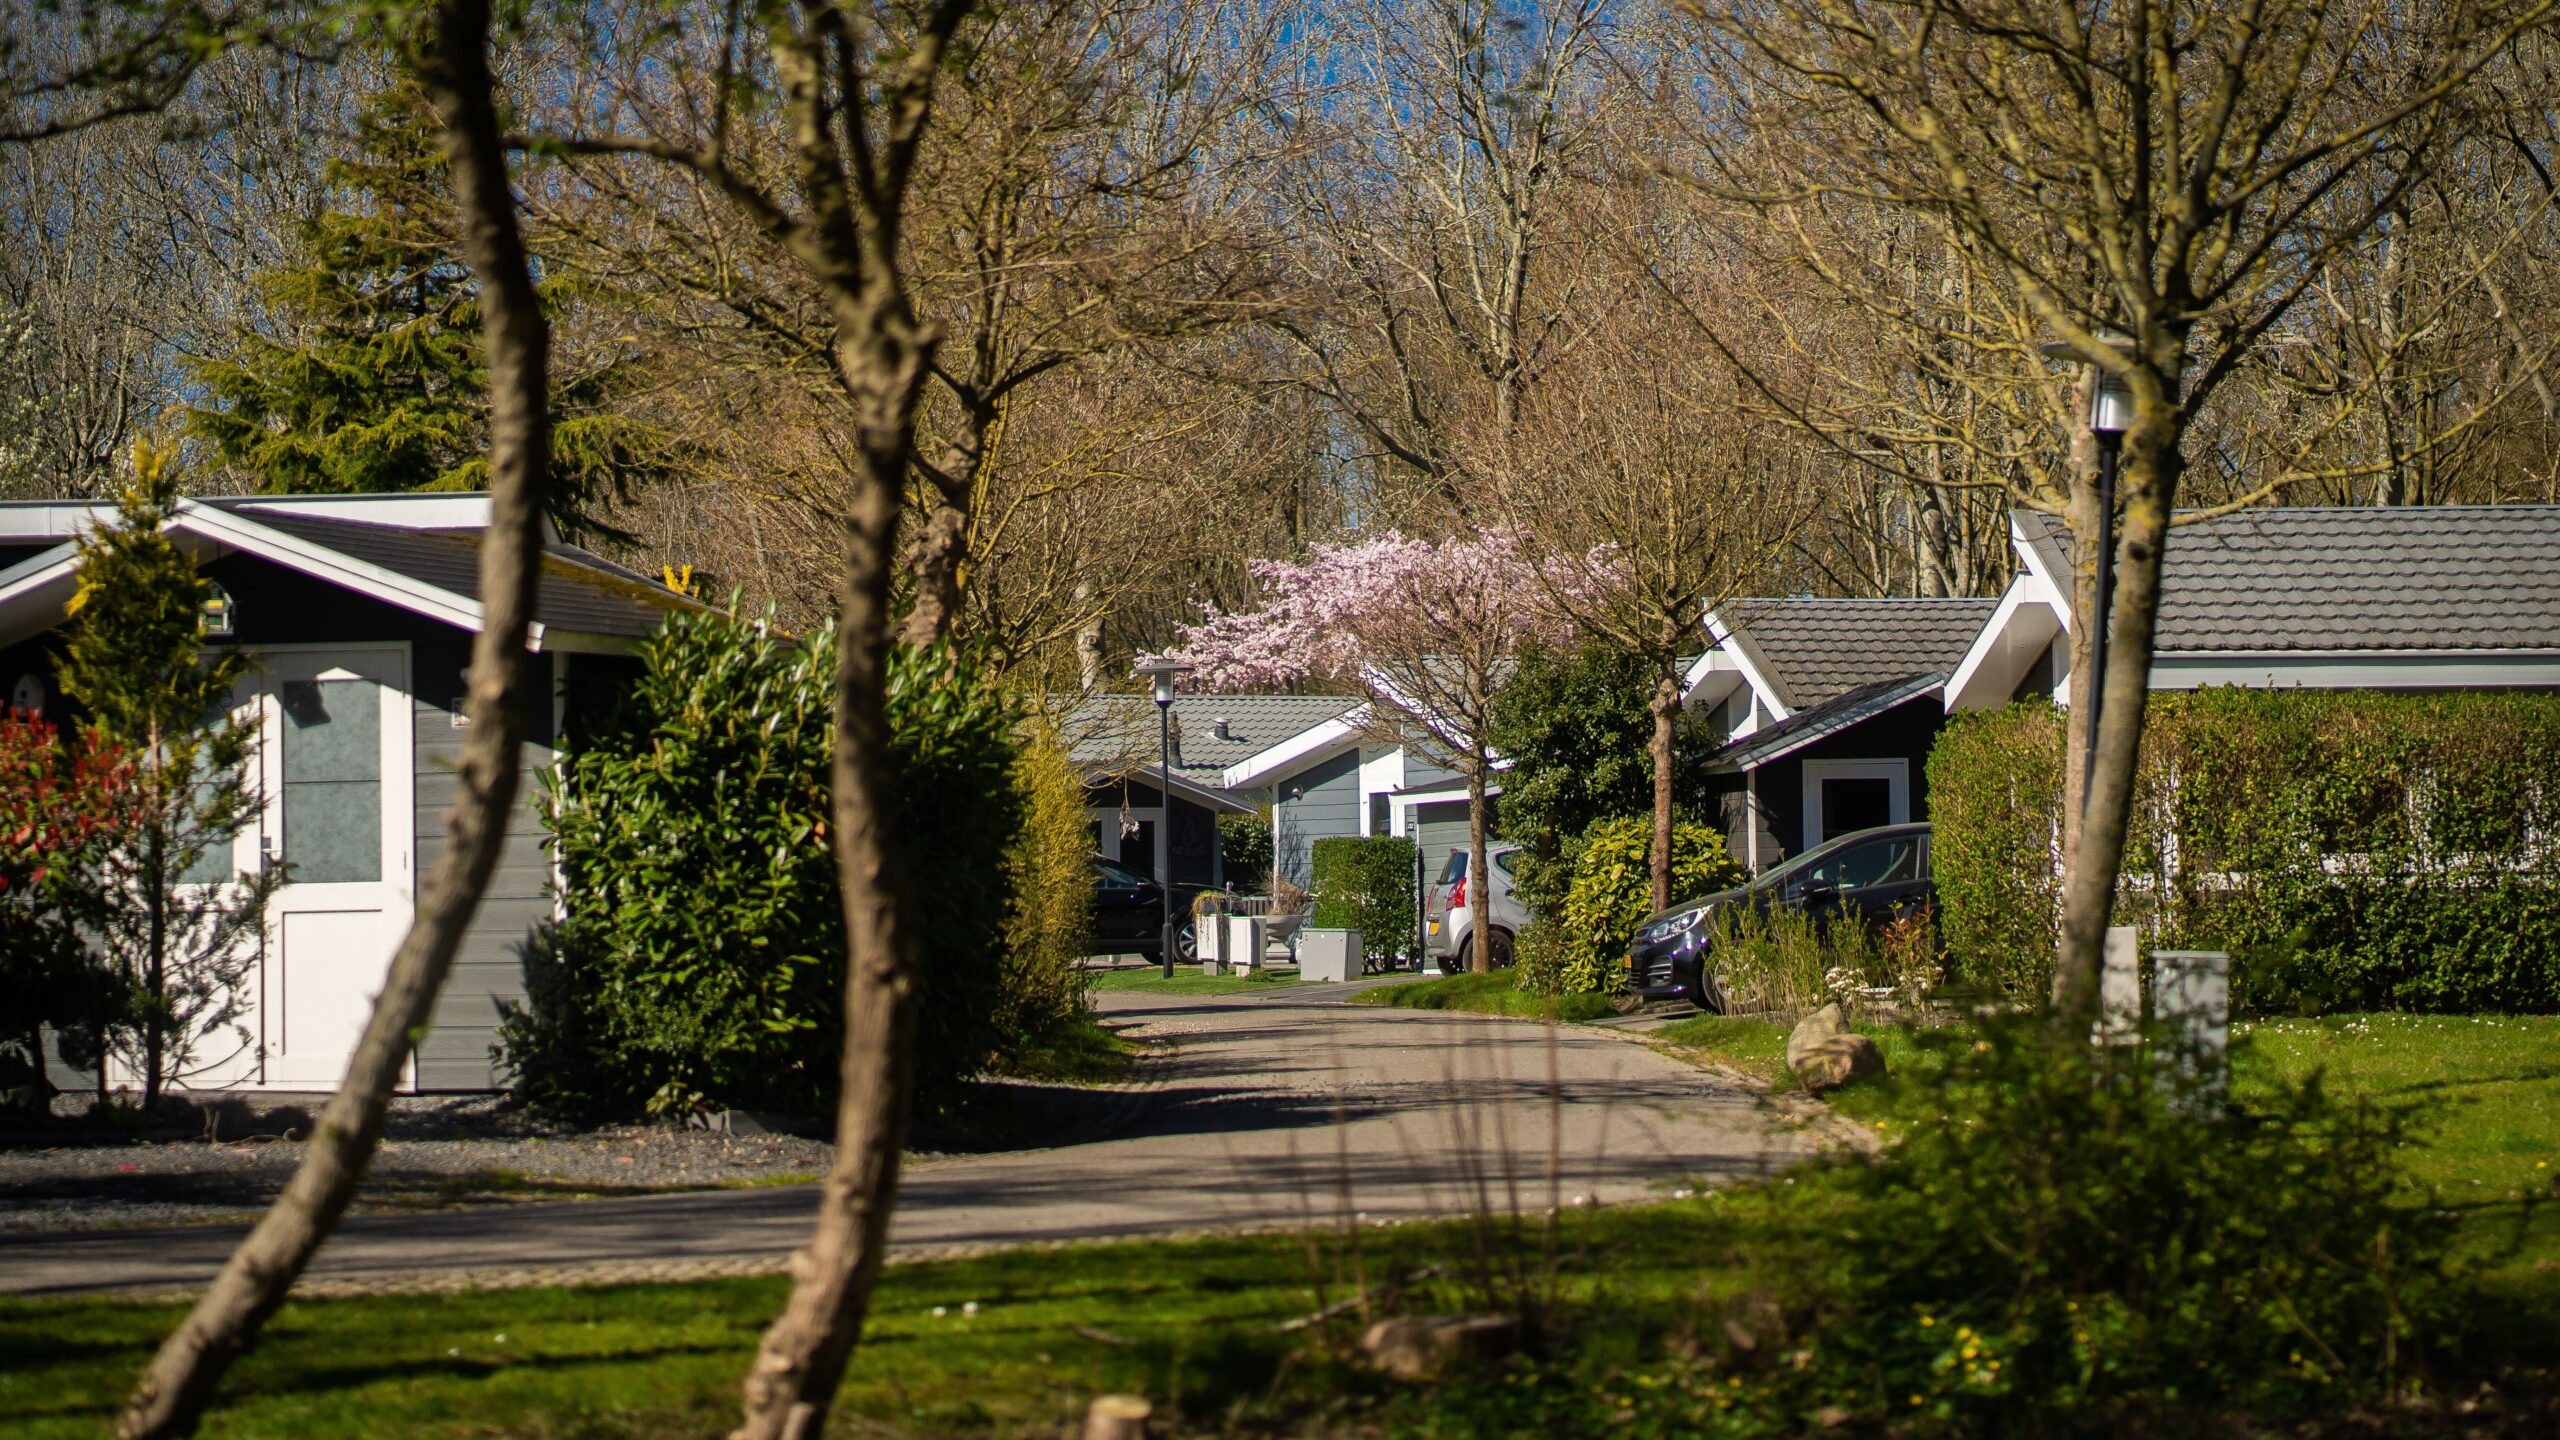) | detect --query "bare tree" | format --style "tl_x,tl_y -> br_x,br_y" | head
1479,285 -> 1819,908
1678,0 -> 2559,1025
115,0 -> 554,1433
514,2 -> 980,1431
